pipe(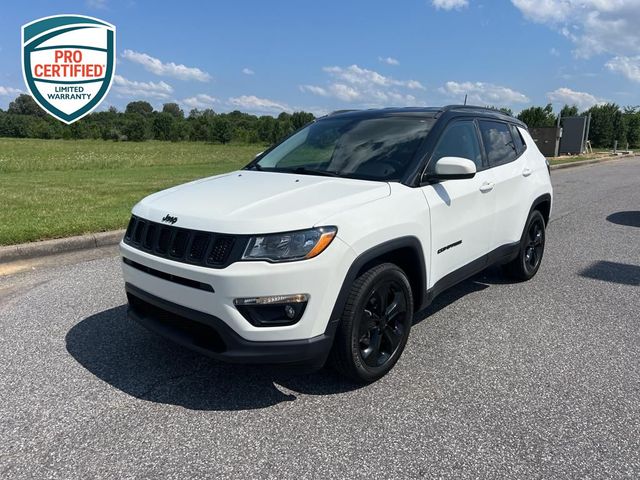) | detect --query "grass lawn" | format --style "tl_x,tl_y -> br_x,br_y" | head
0,138 -> 263,245
2,138 -> 629,246
548,149 -> 616,165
